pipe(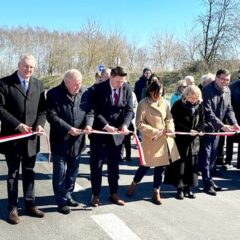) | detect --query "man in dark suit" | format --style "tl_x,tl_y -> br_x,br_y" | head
87,66 -> 134,207
198,69 -> 240,196
47,69 -> 90,214
0,55 -> 46,224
